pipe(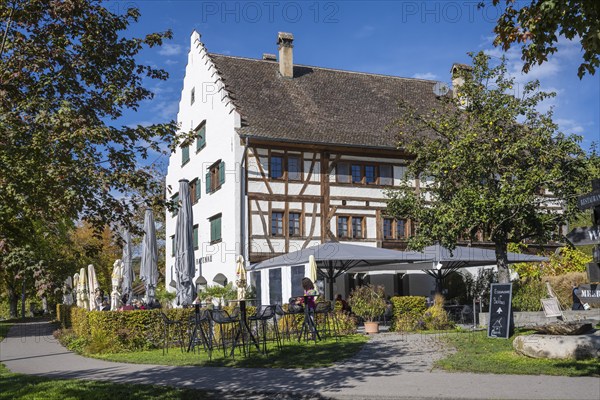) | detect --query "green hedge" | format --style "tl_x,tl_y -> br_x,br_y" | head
63,304 -> 258,353
390,296 -> 427,332
56,304 -> 73,328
